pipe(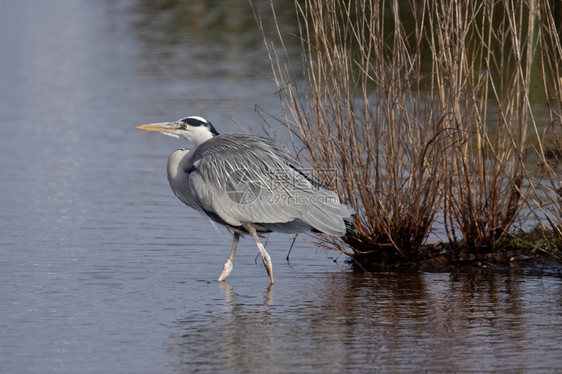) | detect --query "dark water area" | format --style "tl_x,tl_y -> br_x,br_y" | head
1,1 -> 561,373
